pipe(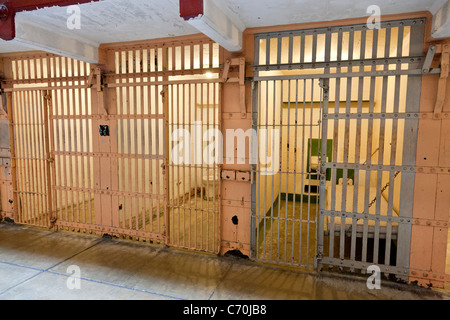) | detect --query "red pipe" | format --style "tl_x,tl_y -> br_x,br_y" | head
179,0 -> 203,21
0,0 -> 103,41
